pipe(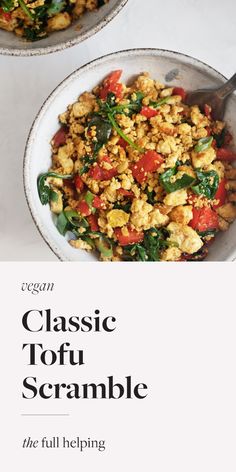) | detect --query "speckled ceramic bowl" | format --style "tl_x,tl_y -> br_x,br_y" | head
24,48 -> 236,261
0,0 -> 127,56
